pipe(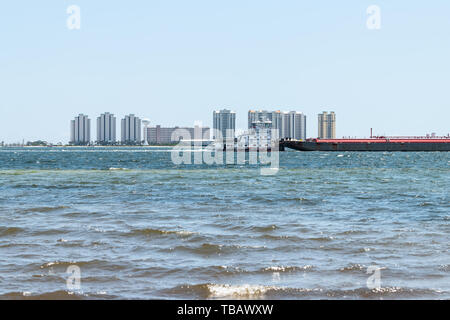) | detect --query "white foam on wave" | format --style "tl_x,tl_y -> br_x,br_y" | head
263,265 -> 313,272
205,284 -> 277,298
